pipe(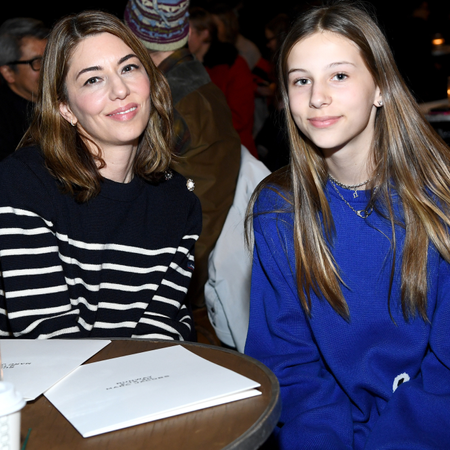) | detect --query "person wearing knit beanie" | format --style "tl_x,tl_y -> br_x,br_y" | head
124,0 -> 189,52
